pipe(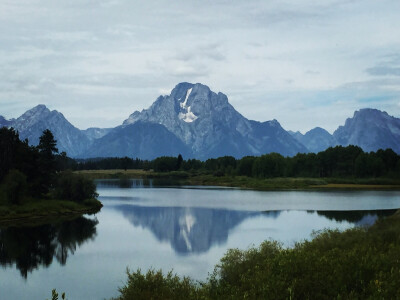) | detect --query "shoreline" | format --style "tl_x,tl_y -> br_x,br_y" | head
75,169 -> 400,191
0,198 -> 102,227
